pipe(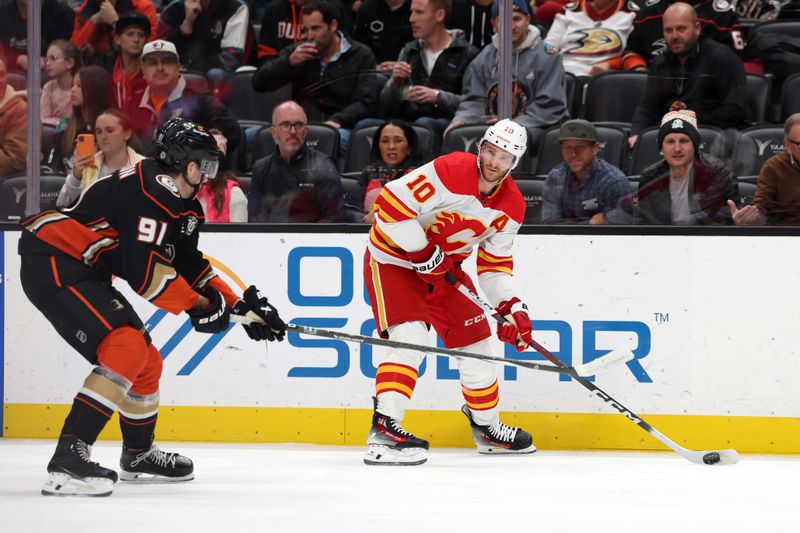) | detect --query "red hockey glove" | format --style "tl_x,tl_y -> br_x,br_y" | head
407,241 -> 455,289
496,297 -> 533,352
